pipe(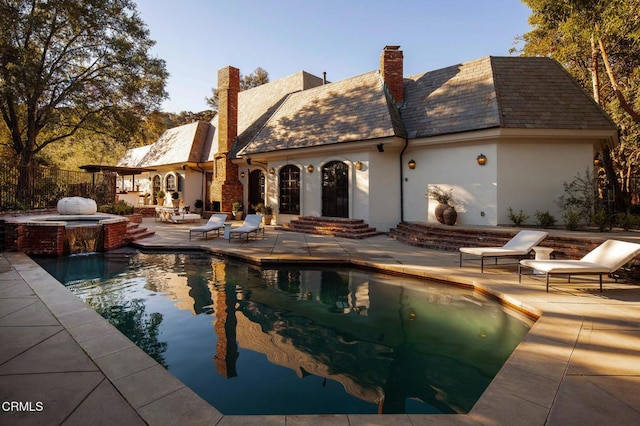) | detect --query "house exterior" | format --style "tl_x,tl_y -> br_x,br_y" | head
120,46 -> 618,230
